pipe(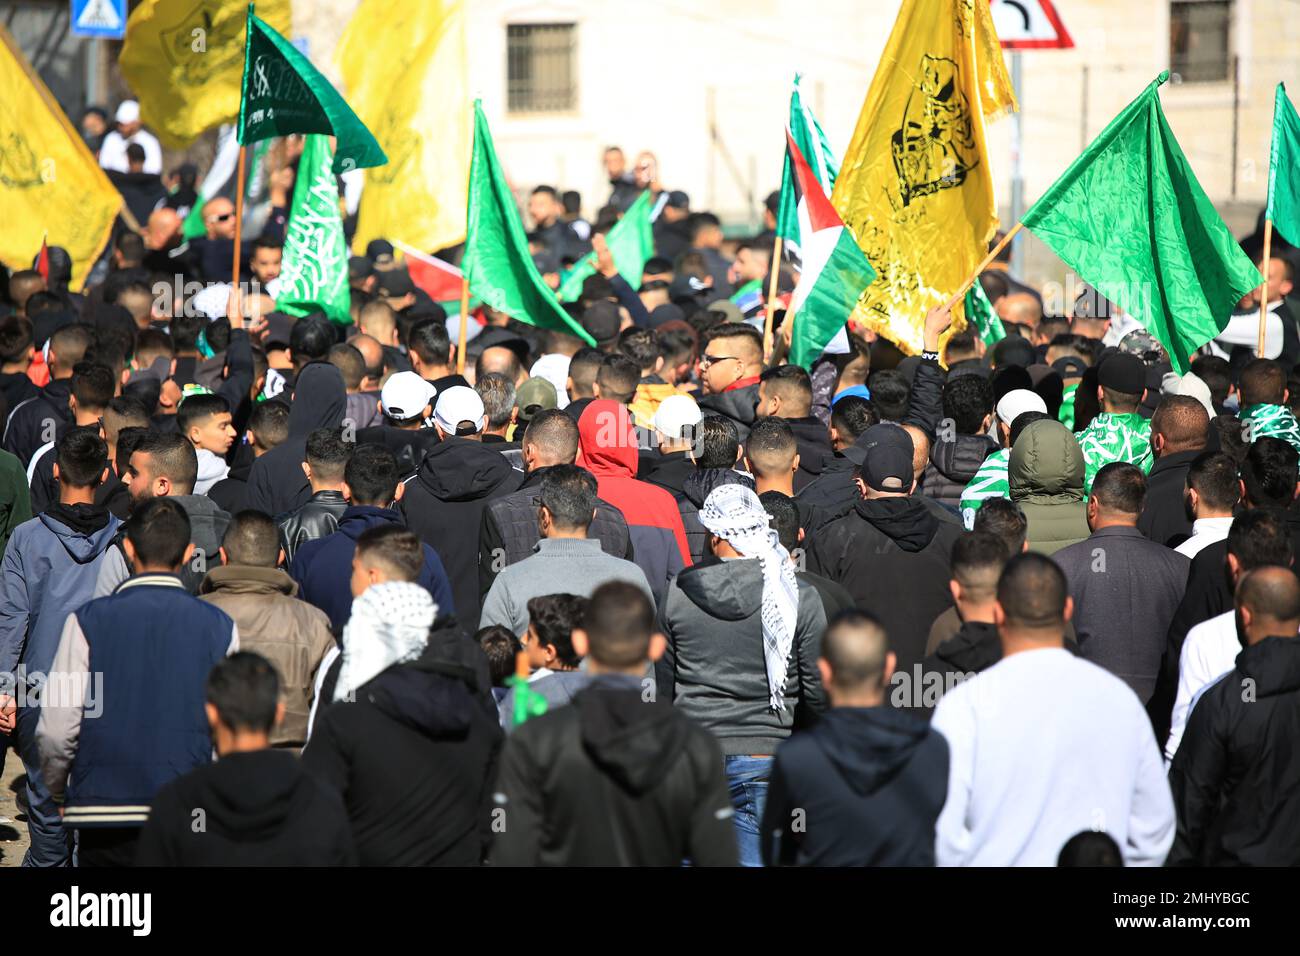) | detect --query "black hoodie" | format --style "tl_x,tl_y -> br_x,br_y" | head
244,363 -> 347,518
400,436 -> 523,628
677,467 -> 755,563
302,656 -> 503,866
3,377 -> 72,466
761,706 -> 949,866
780,415 -> 833,492
491,677 -> 737,866
808,496 -> 962,679
135,749 -> 356,866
